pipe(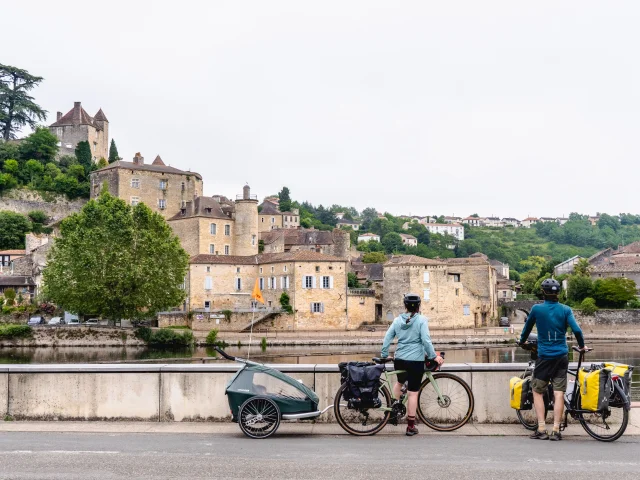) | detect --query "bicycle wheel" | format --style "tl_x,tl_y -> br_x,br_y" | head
577,394 -> 628,442
334,382 -> 392,436
417,373 -> 474,431
238,396 -> 281,439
